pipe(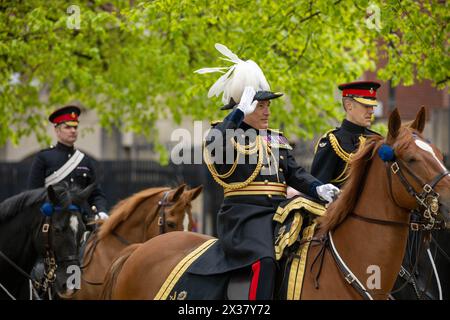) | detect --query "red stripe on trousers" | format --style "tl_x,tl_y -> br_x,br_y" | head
249,260 -> 261,300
